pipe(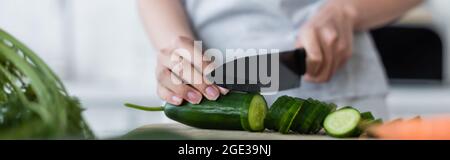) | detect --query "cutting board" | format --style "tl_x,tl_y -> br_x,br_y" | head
132,123 -> 340,140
